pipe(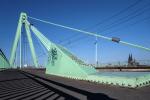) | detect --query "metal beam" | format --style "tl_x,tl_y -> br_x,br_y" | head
10,13 -> 27,67
27,21 -> 52,51
25,21 -> 38,67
